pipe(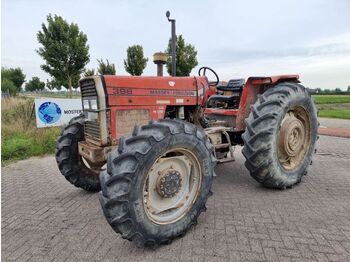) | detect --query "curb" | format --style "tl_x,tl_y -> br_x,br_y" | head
318,127 -> 350,138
